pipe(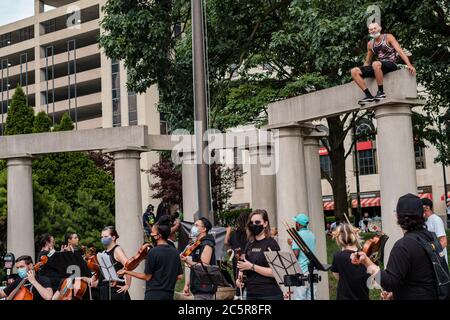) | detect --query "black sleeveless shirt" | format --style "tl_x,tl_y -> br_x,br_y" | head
99,245 -> 125,286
